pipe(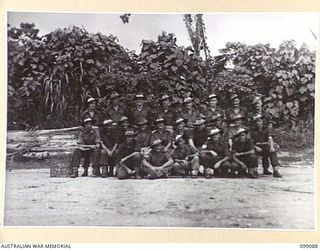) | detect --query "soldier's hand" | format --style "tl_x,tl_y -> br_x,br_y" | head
210,151 -> 217,157
255,146 -> 262,152
214,162 -> 221,169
